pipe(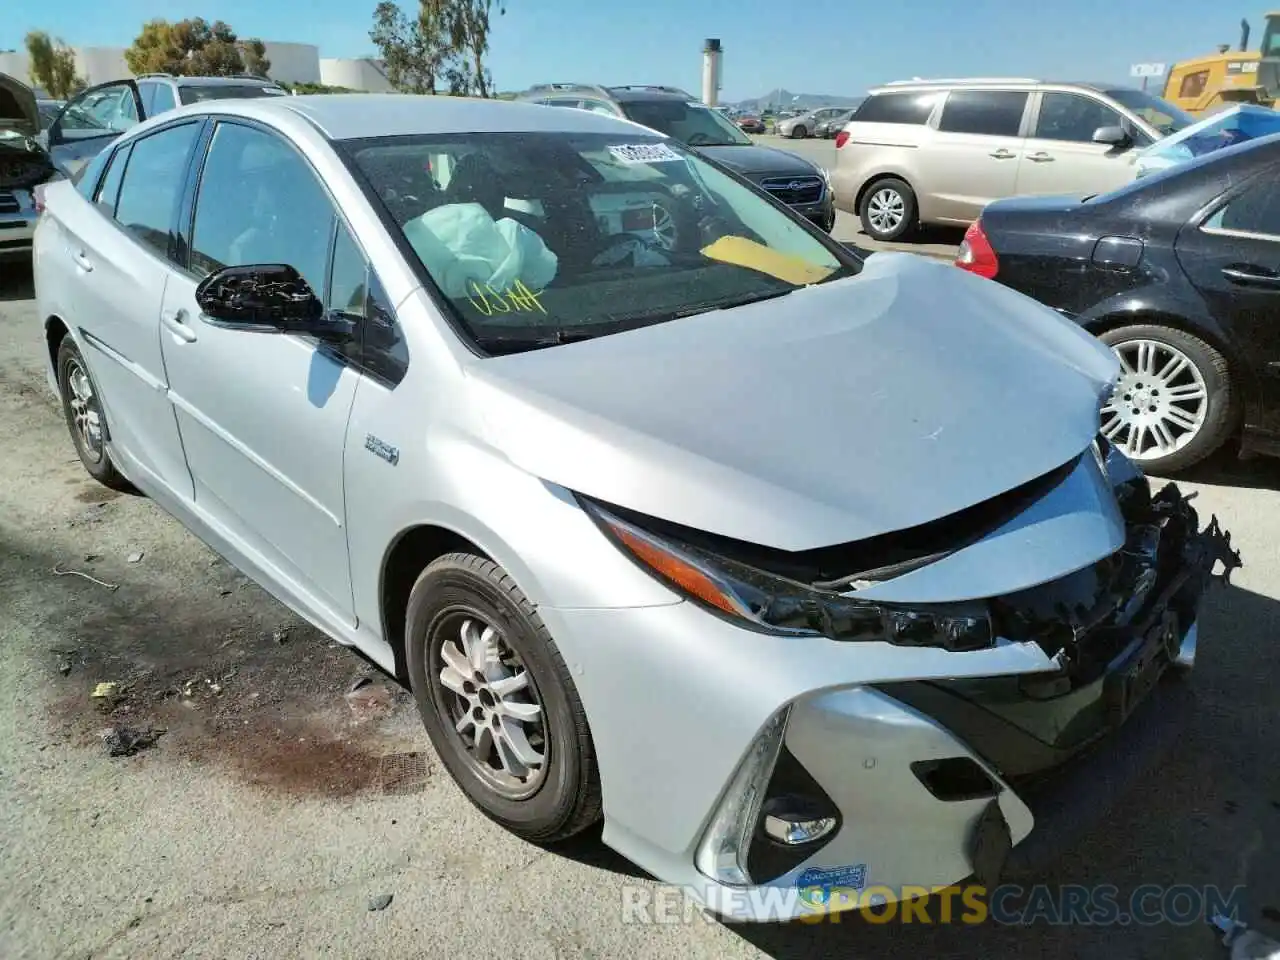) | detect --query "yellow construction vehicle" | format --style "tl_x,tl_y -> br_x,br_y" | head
1163,14 -> 1280,115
